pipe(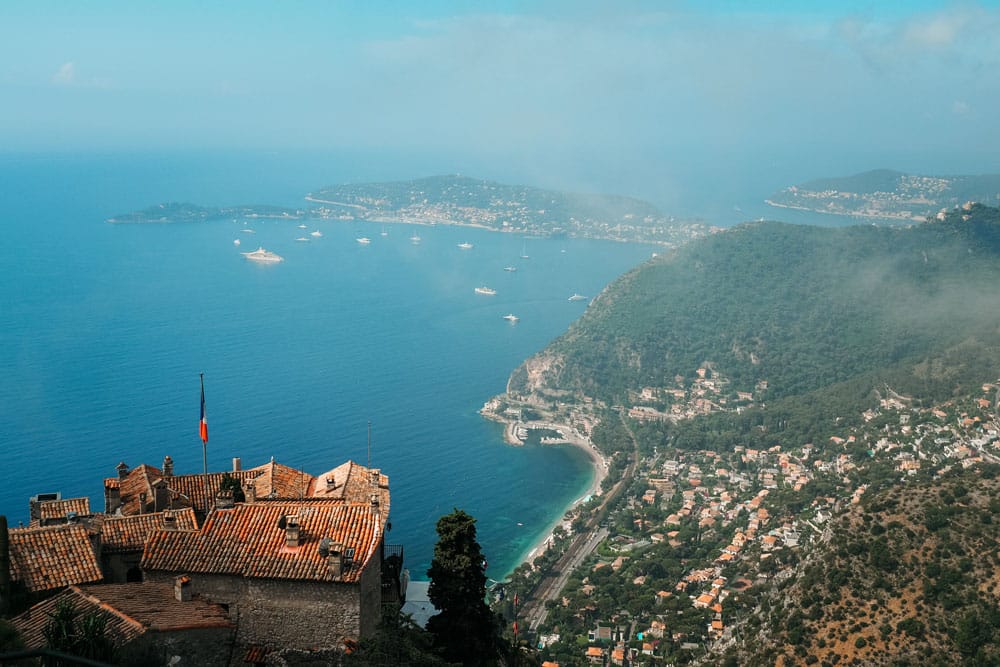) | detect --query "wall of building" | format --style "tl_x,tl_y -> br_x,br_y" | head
119,627 -> 235,667
144,565 -> 380,655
